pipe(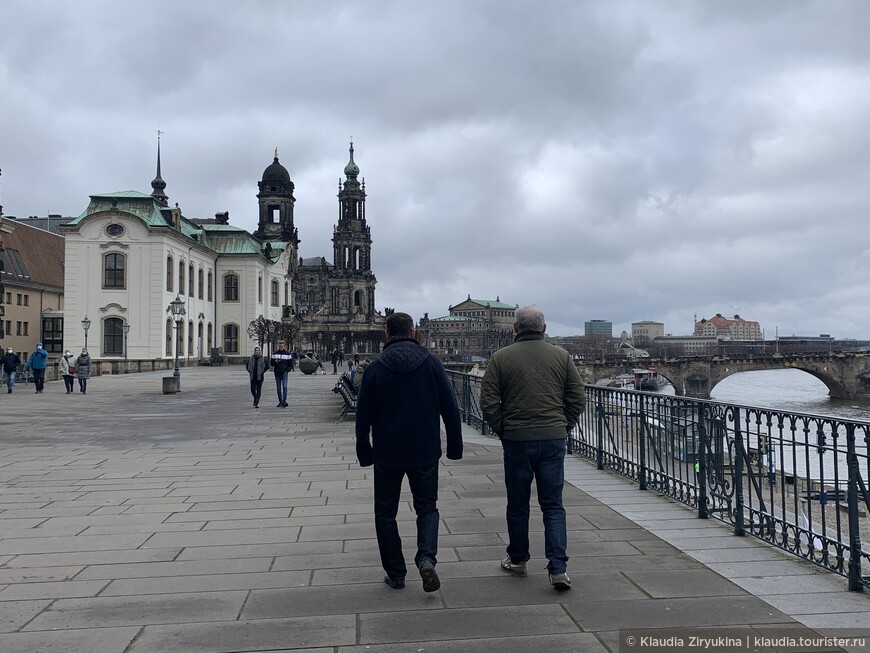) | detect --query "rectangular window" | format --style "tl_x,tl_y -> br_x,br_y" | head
16,321 -> 22,335
188,265 -> 194,296
198,269 -> 204,300
270,281 -> 279,307
104,253 -> 126,289
207,272 -> 213,302
16,294 -> 22,305
23,322 -> 28,336
23,295 -> 29,306
224,274 -> 239,302
41,317 -> 64,353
